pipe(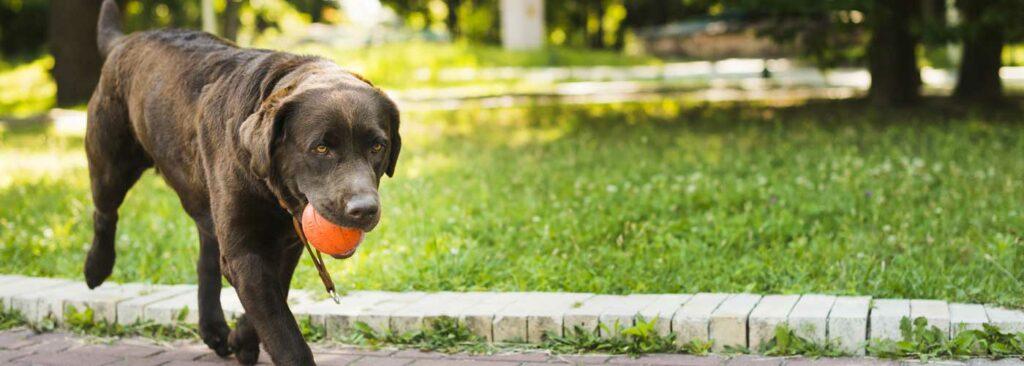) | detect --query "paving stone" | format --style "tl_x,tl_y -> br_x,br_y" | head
636,294 -> 692,337
457,352 -> 551,362
131,286 -> 304,327
45,282 -> 155,324
598,294 -> 667,337
76,343 -> 165,358
784,357 -> 898,366
350,356 -> 414,365
409,359 -> 519,366
949,303 -> 988,337
710,294 -> 762,351
869,299 -> 910,342
8,281 -> 81,323
673,293 -> 730,346
910,299 -> 950,336
549,354 -> 611,364
317,346 -> 398,357
314,353 -> 362,366
116,285 -> 195,325
607,353 -> 727,365
391,349 -> 447,359
748,295 -> 800,351
388,292 -> 490,334
828,296 -> 871,355
16,349 -> 122,366
726,355 -> 785,366
788,294 -> 836,344
0,276 -> 72,311
0,329 -> 39,350
984,306 -> 1024,333
351,292 -> 428,334
293,292 -> 377,338
194,352 -> 239,363
901,360 -> 968,366
0,348 -> 35,363
143,290 -> 199,325
458,292 -> 527,341
967,359 -> 1024,366
19,332 -> 77,354
491,292 -> 593,343
294,291 -> 421,339
564,295 -> 623,335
